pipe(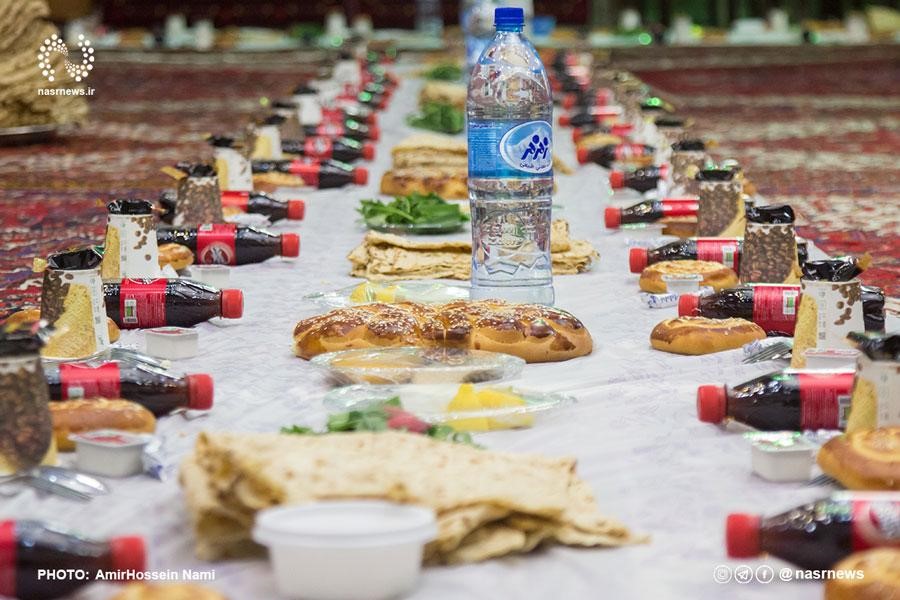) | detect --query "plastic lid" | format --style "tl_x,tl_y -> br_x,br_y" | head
0,520 -> 15,596
362,142 -> 375,161
609,170 -> 625,189
726,514 -> 761,558
220,289 -> 244,319
287,199 -> 306,220
494,6 -> 524,28
281,233 -> 301,258
697,385 -> 726,423
576,146 -> 591,164
368,125 -> 380,141
604,206 -> 621,229
353,167 -> 369,186
186,374 -> 214,410
629,248 -> 648,273
559,114 -> 572,127
109,536 -> 146,573
678,293 -> 700,316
